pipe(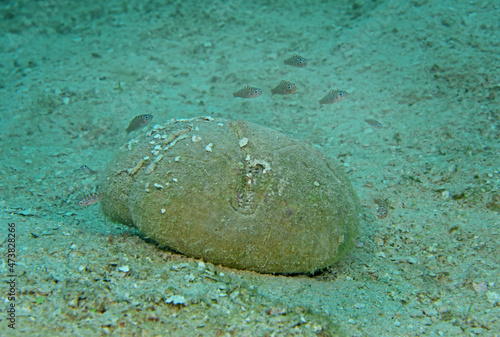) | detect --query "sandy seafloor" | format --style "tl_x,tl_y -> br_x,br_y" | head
0,0 -> 499,336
